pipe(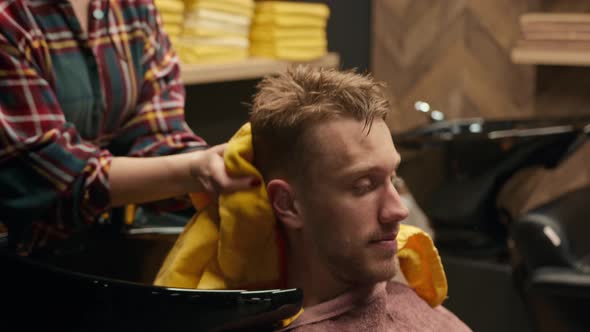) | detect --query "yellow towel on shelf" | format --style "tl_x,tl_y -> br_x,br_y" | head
250,26 -> 326,42
250,45 -> 326,61
179,36 -> 249,48
178,51 -> 249,64
255,1 -> 330,19
155,0 -> 184,13
185,0 -> 255,17
252,38 -> 326,49
154,123 -> 448,308
186,8 -> 252,26
183,19 -> 251,38
160,12 -> 184,26
163,25 -> 183,36
252,13 -> 327,28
